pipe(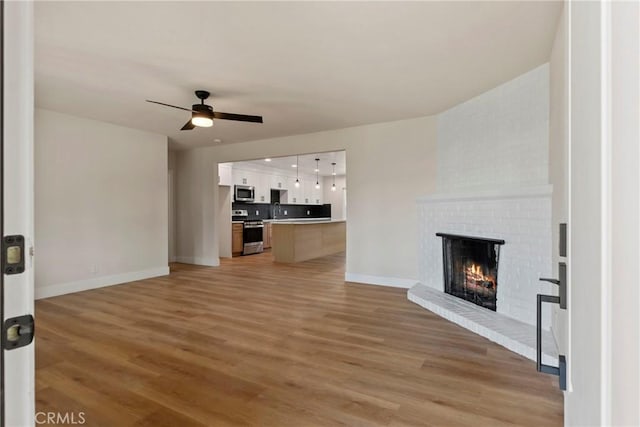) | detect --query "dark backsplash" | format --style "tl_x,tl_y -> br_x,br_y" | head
232,202 -> 331,221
